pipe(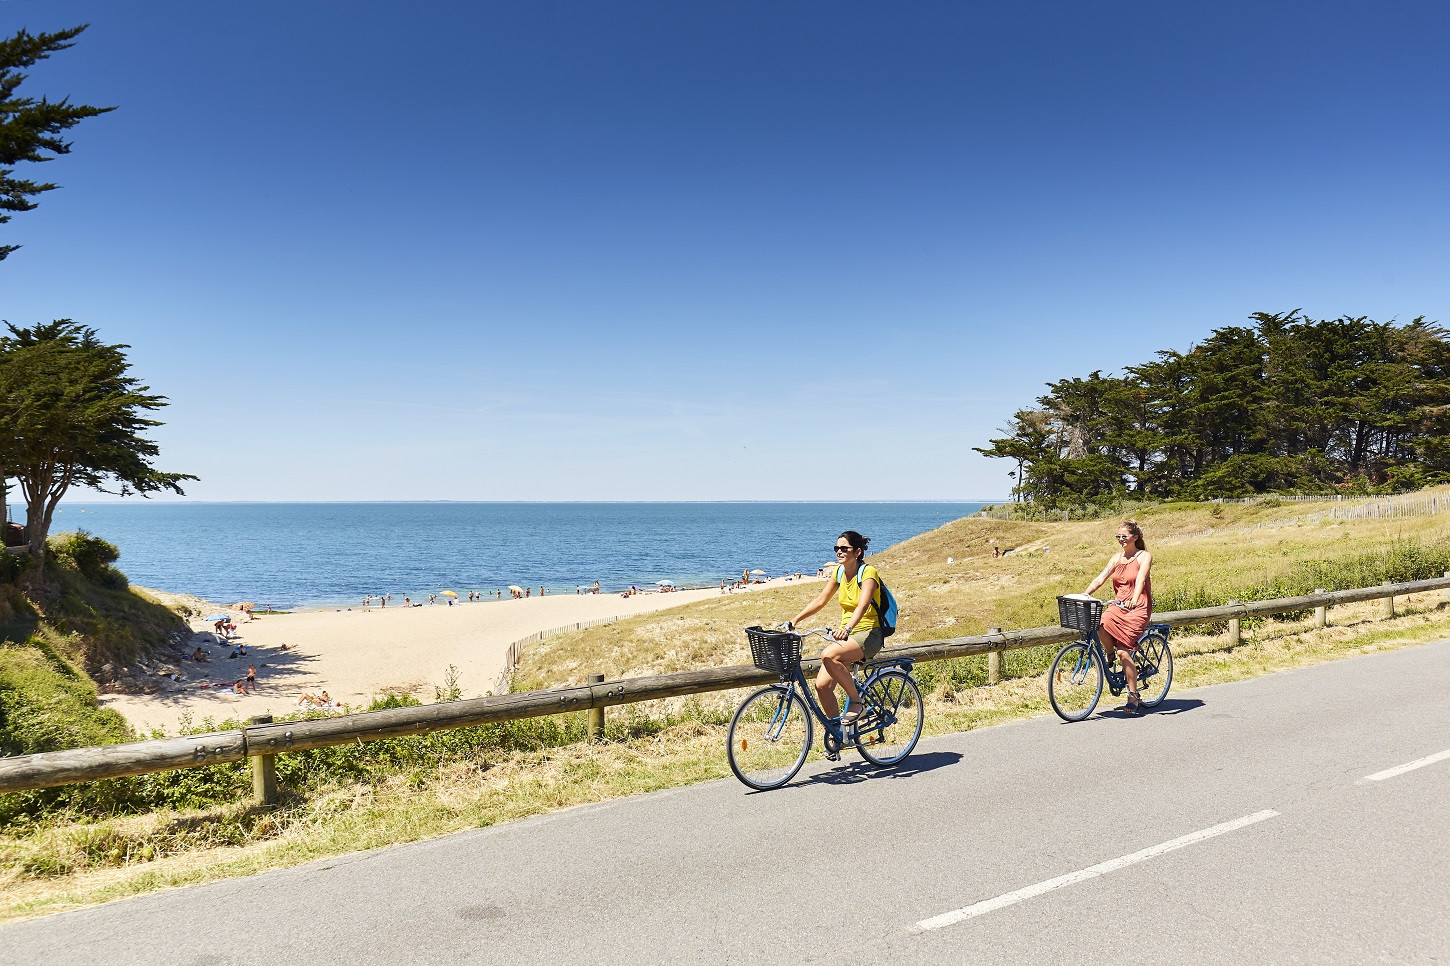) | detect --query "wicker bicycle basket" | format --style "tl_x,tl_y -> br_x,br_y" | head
1057,595 -> 1104,633
745,626 -> 803,675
